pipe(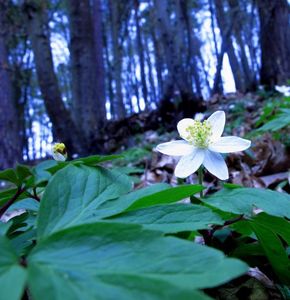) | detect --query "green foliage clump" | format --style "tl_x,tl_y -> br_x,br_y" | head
0,154 -> 289,299
255,96 -> 290,145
